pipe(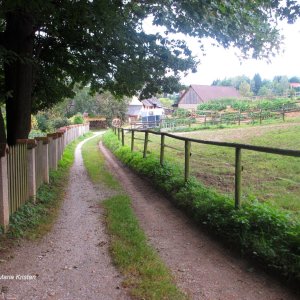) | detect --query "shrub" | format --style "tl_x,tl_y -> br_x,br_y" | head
172,108 -> 189,118
70,113 -> 84,124
36,113 -> 51,132
51,117 -> 70,129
